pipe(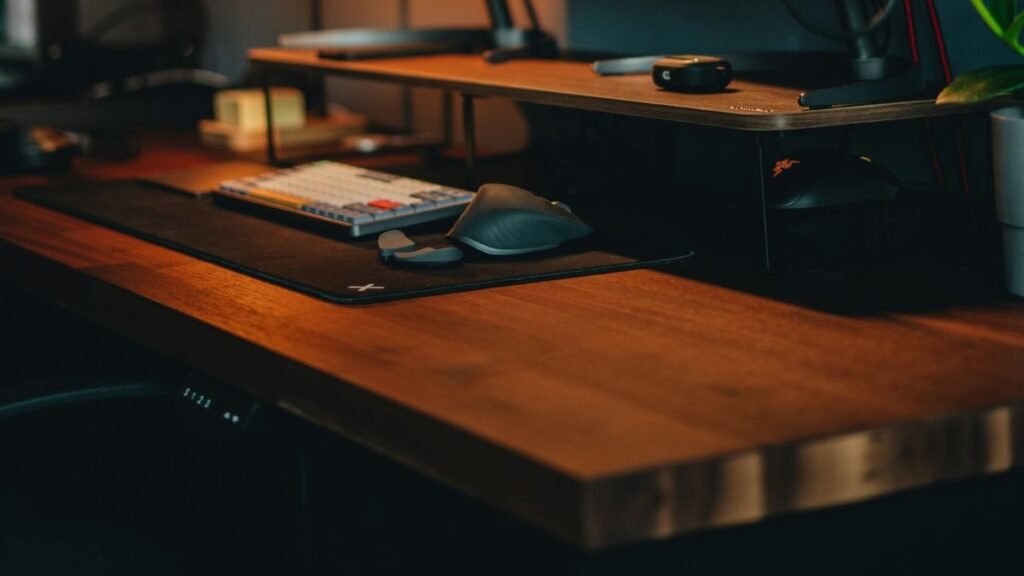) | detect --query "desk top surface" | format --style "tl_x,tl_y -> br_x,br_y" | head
2,141 -> 1023,549
249,49 -> 994,131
